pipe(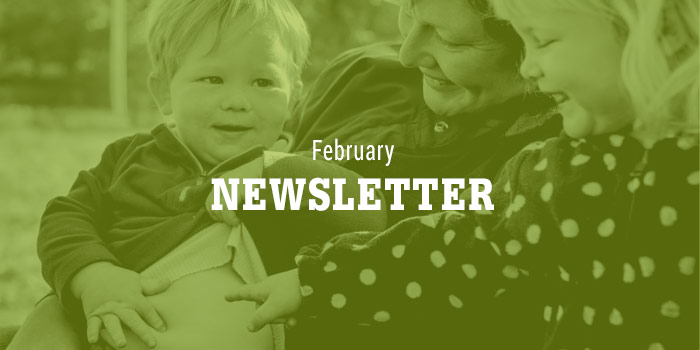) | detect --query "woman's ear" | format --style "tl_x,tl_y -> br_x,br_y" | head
147,72 -> 173,116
